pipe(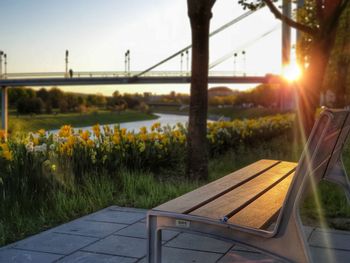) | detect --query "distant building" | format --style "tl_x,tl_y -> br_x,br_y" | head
208,86 -> 235,97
